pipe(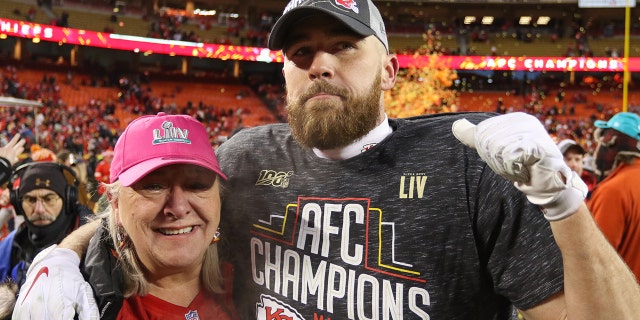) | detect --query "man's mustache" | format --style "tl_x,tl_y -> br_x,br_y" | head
298,81 -> 349,104
28,214 -> 56,223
